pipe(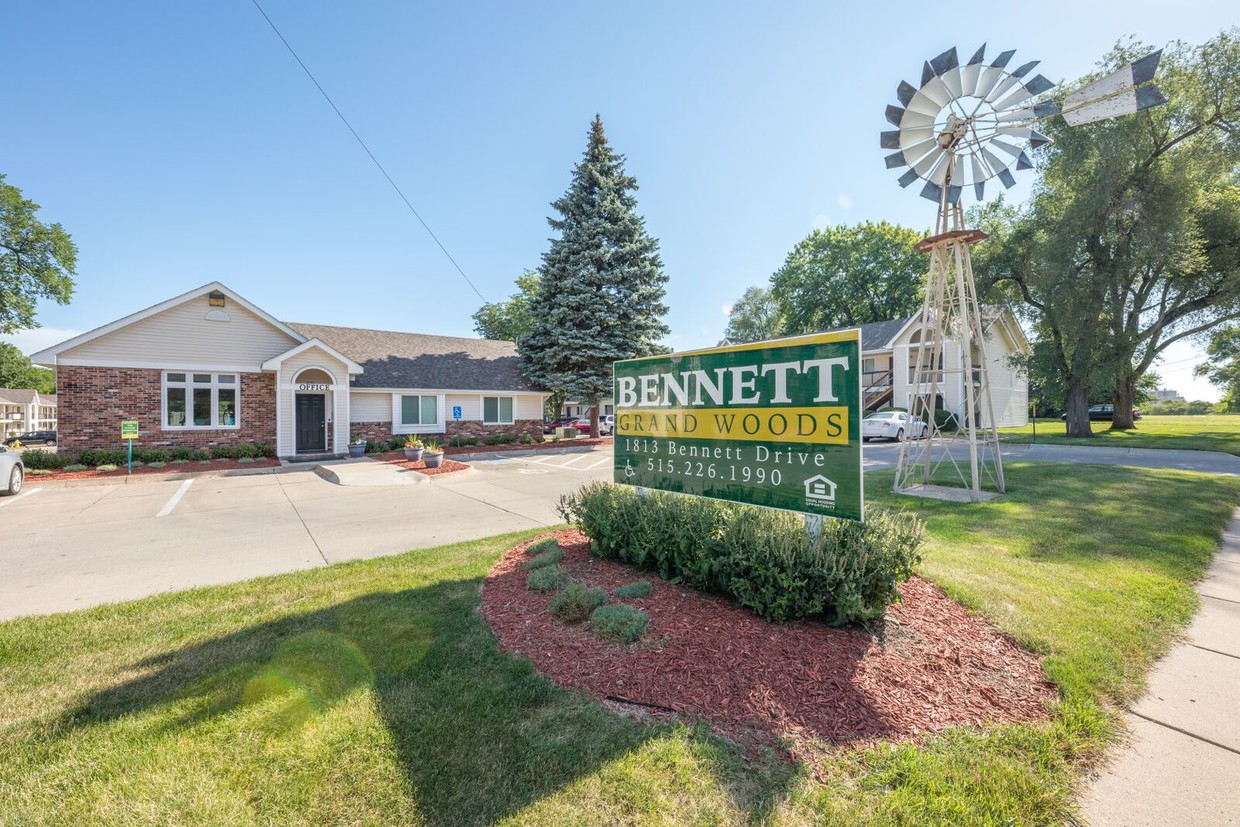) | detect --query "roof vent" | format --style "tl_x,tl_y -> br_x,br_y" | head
208,290 -> 226,308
